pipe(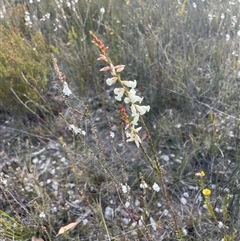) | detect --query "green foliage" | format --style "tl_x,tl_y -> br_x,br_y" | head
0,4 -> 51,114
0,210 -> 34,240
